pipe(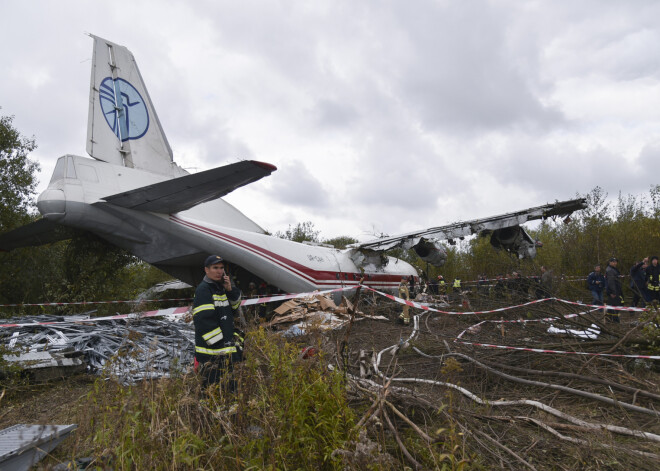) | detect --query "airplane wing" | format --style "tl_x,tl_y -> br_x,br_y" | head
349,198 -> 587,264
0,218 -> 76,251
102,160 -> 277,214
